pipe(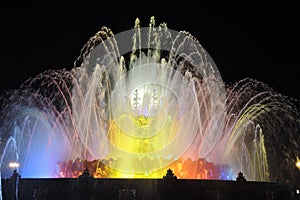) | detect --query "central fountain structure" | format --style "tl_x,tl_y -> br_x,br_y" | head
0,17 -> 299,196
